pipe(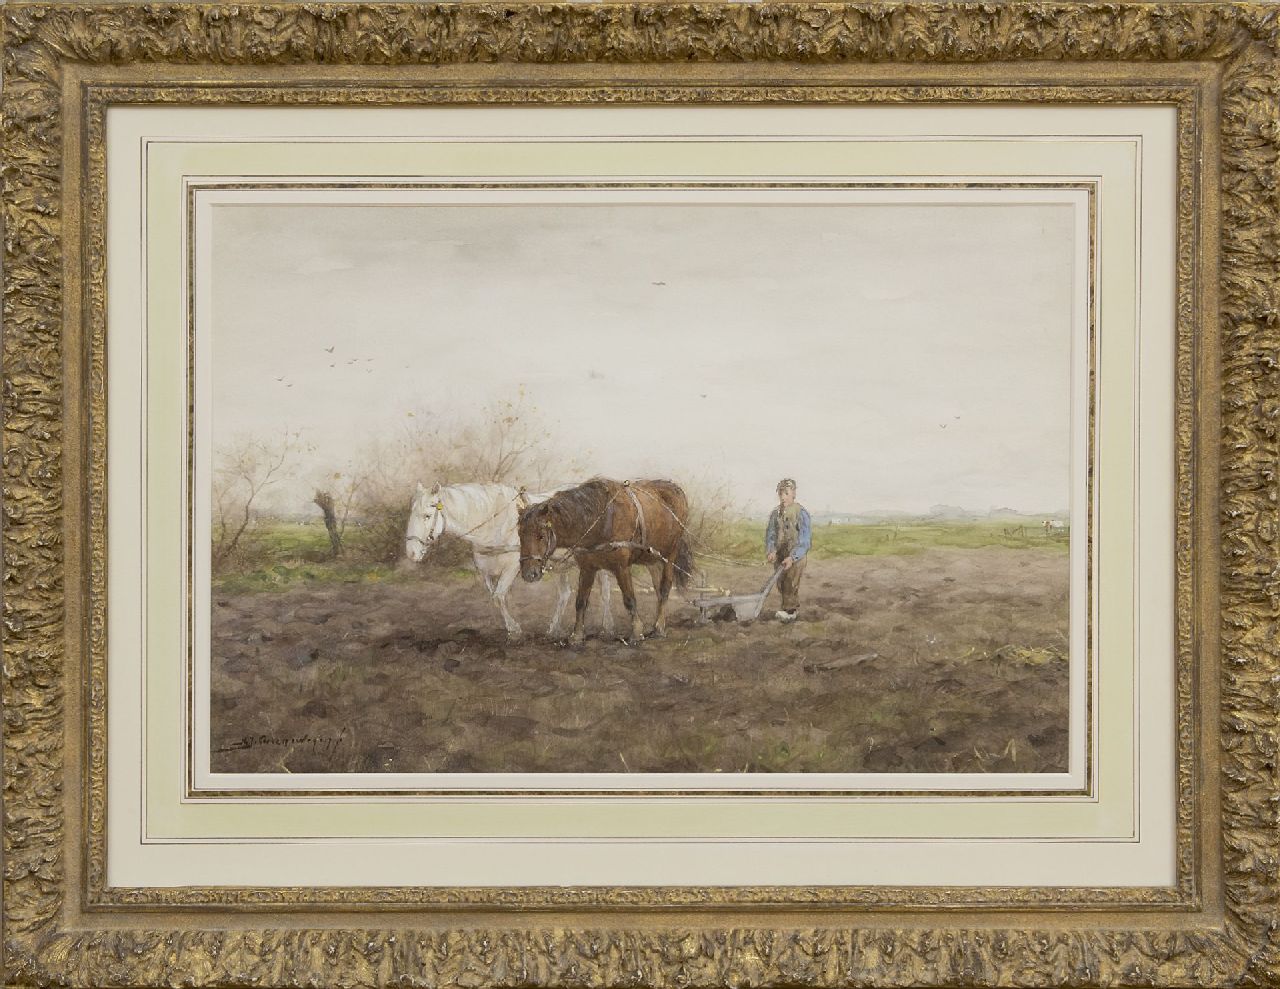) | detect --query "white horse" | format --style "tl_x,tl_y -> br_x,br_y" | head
405,481 -> 614,639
